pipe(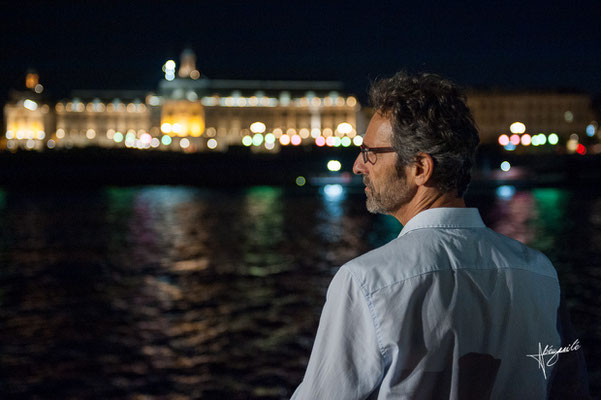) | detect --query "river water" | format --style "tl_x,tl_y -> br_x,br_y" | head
0,184 -> 599,399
